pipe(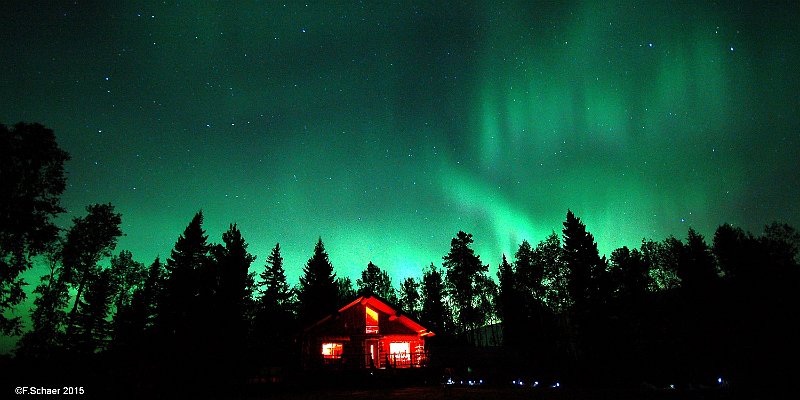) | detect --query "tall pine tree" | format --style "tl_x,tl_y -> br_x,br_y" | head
253,243 -> 295,366
561,210 -> 606,314
442,231 -> 488,332
356,261 -> 397,302
157,211 -> 212,353
420,263 -> 451,336
297,237 -> 337,325
211,223 -> 256,379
